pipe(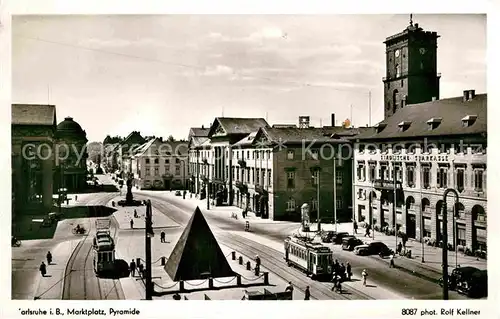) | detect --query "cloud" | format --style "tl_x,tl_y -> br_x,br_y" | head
203,65 -> 234,76
249,27 -> 286,40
